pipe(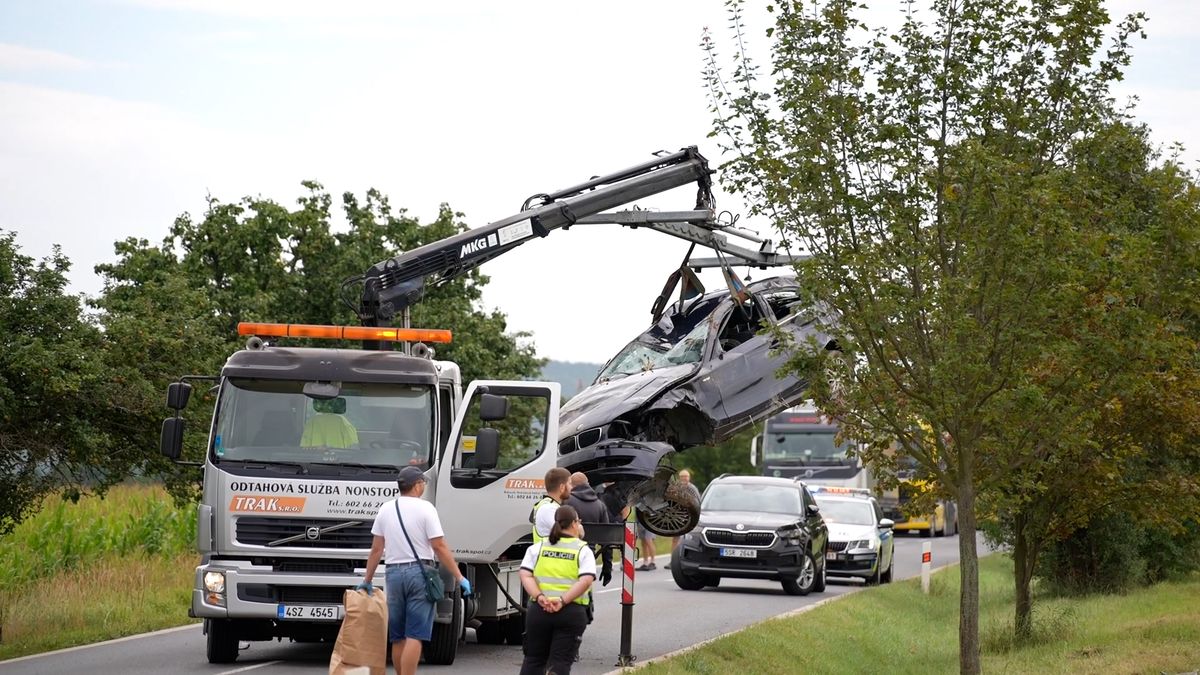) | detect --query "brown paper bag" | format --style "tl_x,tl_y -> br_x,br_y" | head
330,587 -> 388,675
